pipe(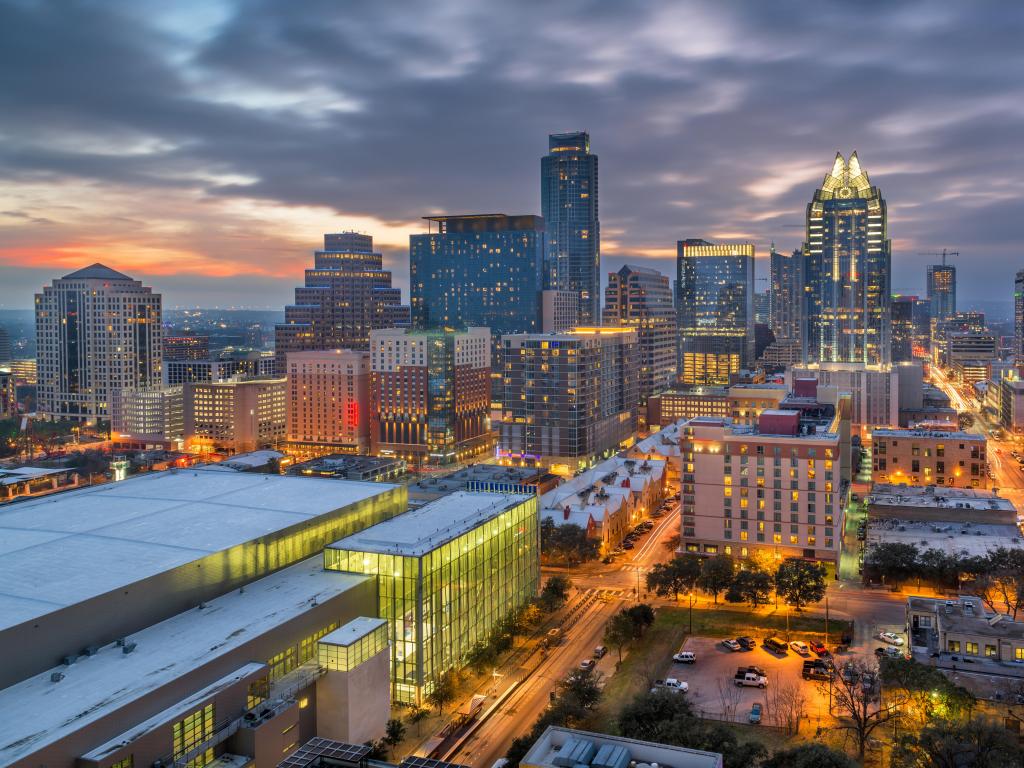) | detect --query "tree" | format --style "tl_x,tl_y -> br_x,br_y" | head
725,568 -> 774,609
538,575 -> 571,612
820,656 -> 904,760
964,547 -> 1024,619
917,547 -> 961,590
405,706 -> 430,736
775,559 -> 827,610
382,718 -> 405,757
425,669 -> 458,715
540,519 -> 599,565
863,542 -> 920,586
618,689 -> 694,743
464,638 -> 498,674
663,533 -> 681,552
879,656 -> 975,725
559,667 -> 602,711
364,740 -> 389,761
697,554 -> 734,604
626,603 -> 655,638
761,744 -> 857,768
646,554 -> 702,601
893,718 -> 1024,768
604,609 -> 635,663
766,678 -> 807,735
